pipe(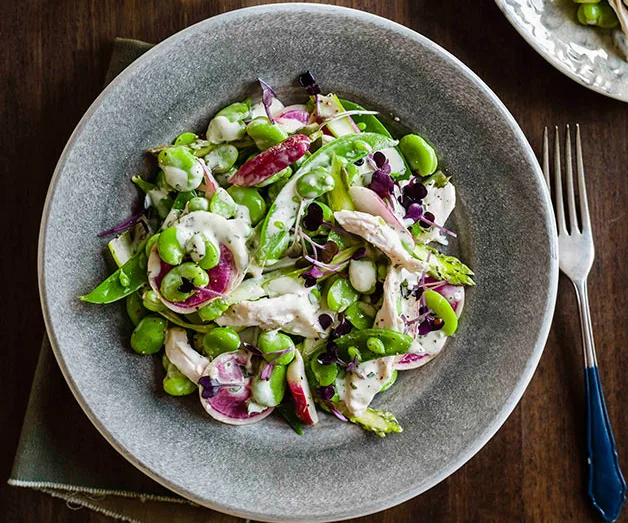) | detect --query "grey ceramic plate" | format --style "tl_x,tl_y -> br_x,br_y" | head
39,4 -> 558,522
495,0 -> 628,102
